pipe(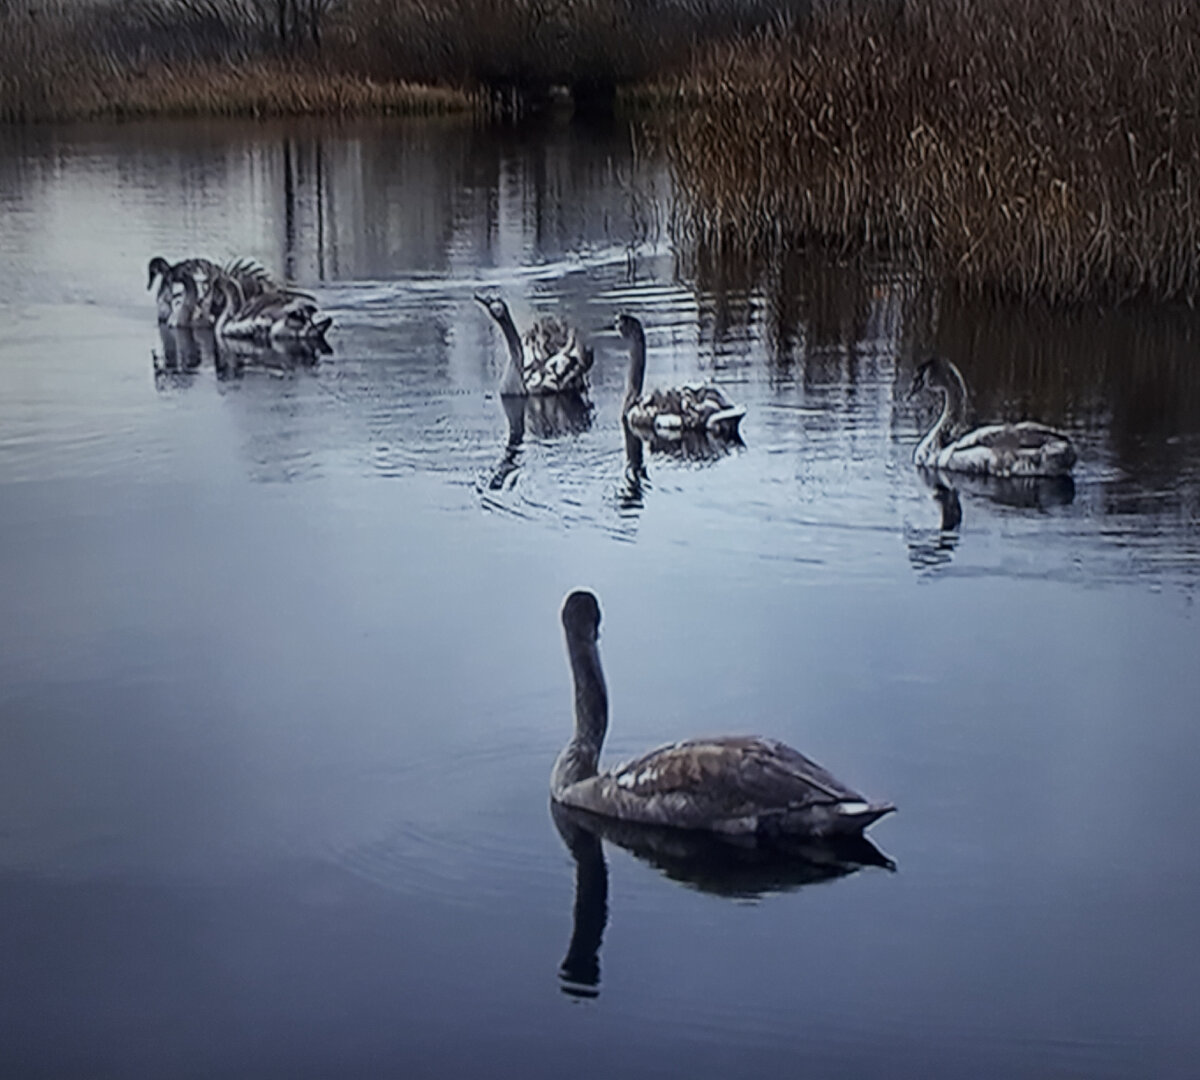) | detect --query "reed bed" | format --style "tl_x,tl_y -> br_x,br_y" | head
0,4 -> 471,122
665,0 -> 1200,305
